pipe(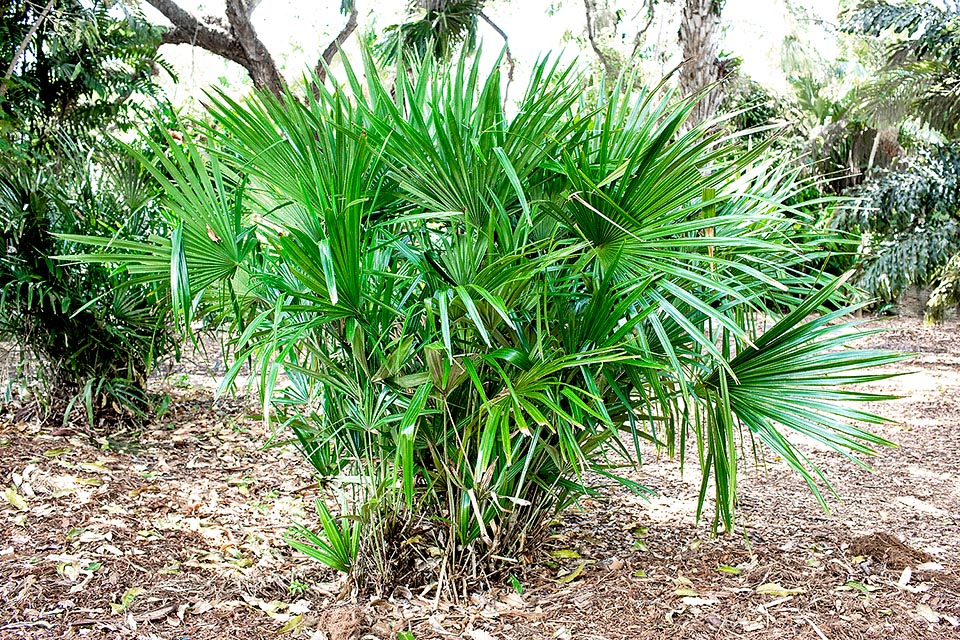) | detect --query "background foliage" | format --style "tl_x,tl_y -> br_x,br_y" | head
832,0 -> 960,318
835,143 -> 960,318
0,0 -> 176,425
0,0 -> 168,156
841,0 -> 960,140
